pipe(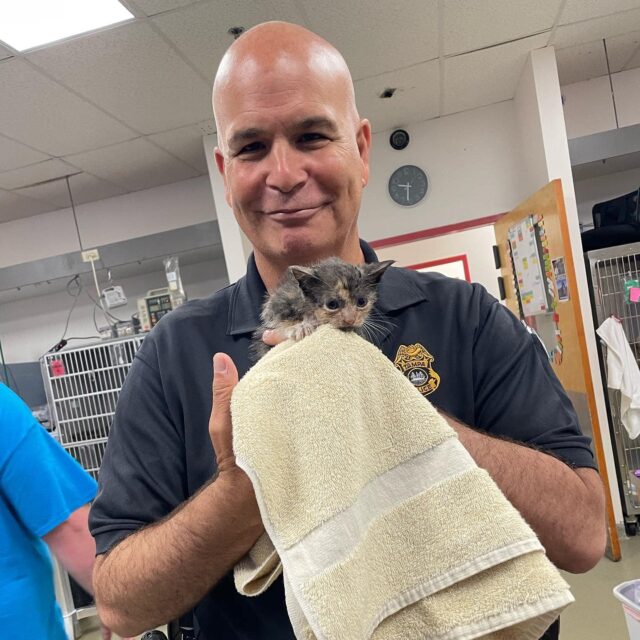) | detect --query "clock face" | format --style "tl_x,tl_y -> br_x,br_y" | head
388,165 -> 428,207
